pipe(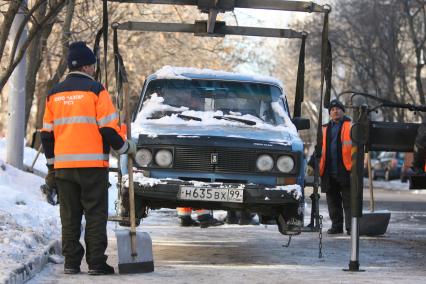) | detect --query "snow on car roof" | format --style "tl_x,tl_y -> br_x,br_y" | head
151,65 -> 285,89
